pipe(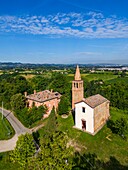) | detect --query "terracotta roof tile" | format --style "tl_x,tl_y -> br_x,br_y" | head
26,90 -> 61,102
